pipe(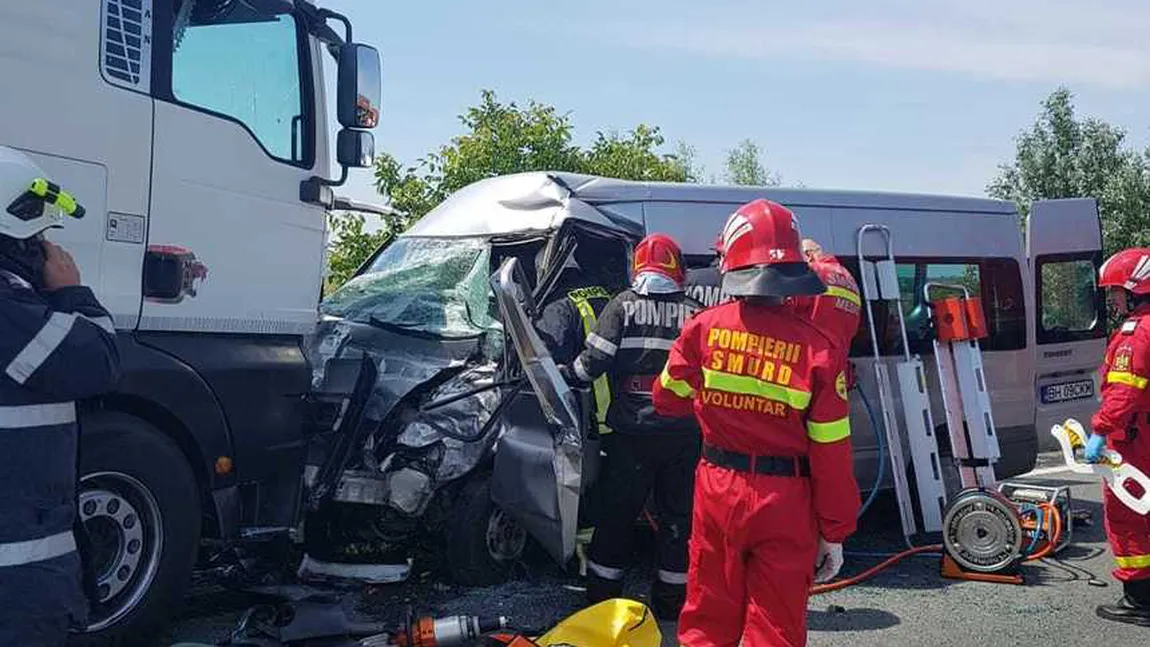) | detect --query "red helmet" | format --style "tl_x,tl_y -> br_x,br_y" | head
1099,248 -> 1150,295
716,199 -> 825,298
633,233 -> 685,286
